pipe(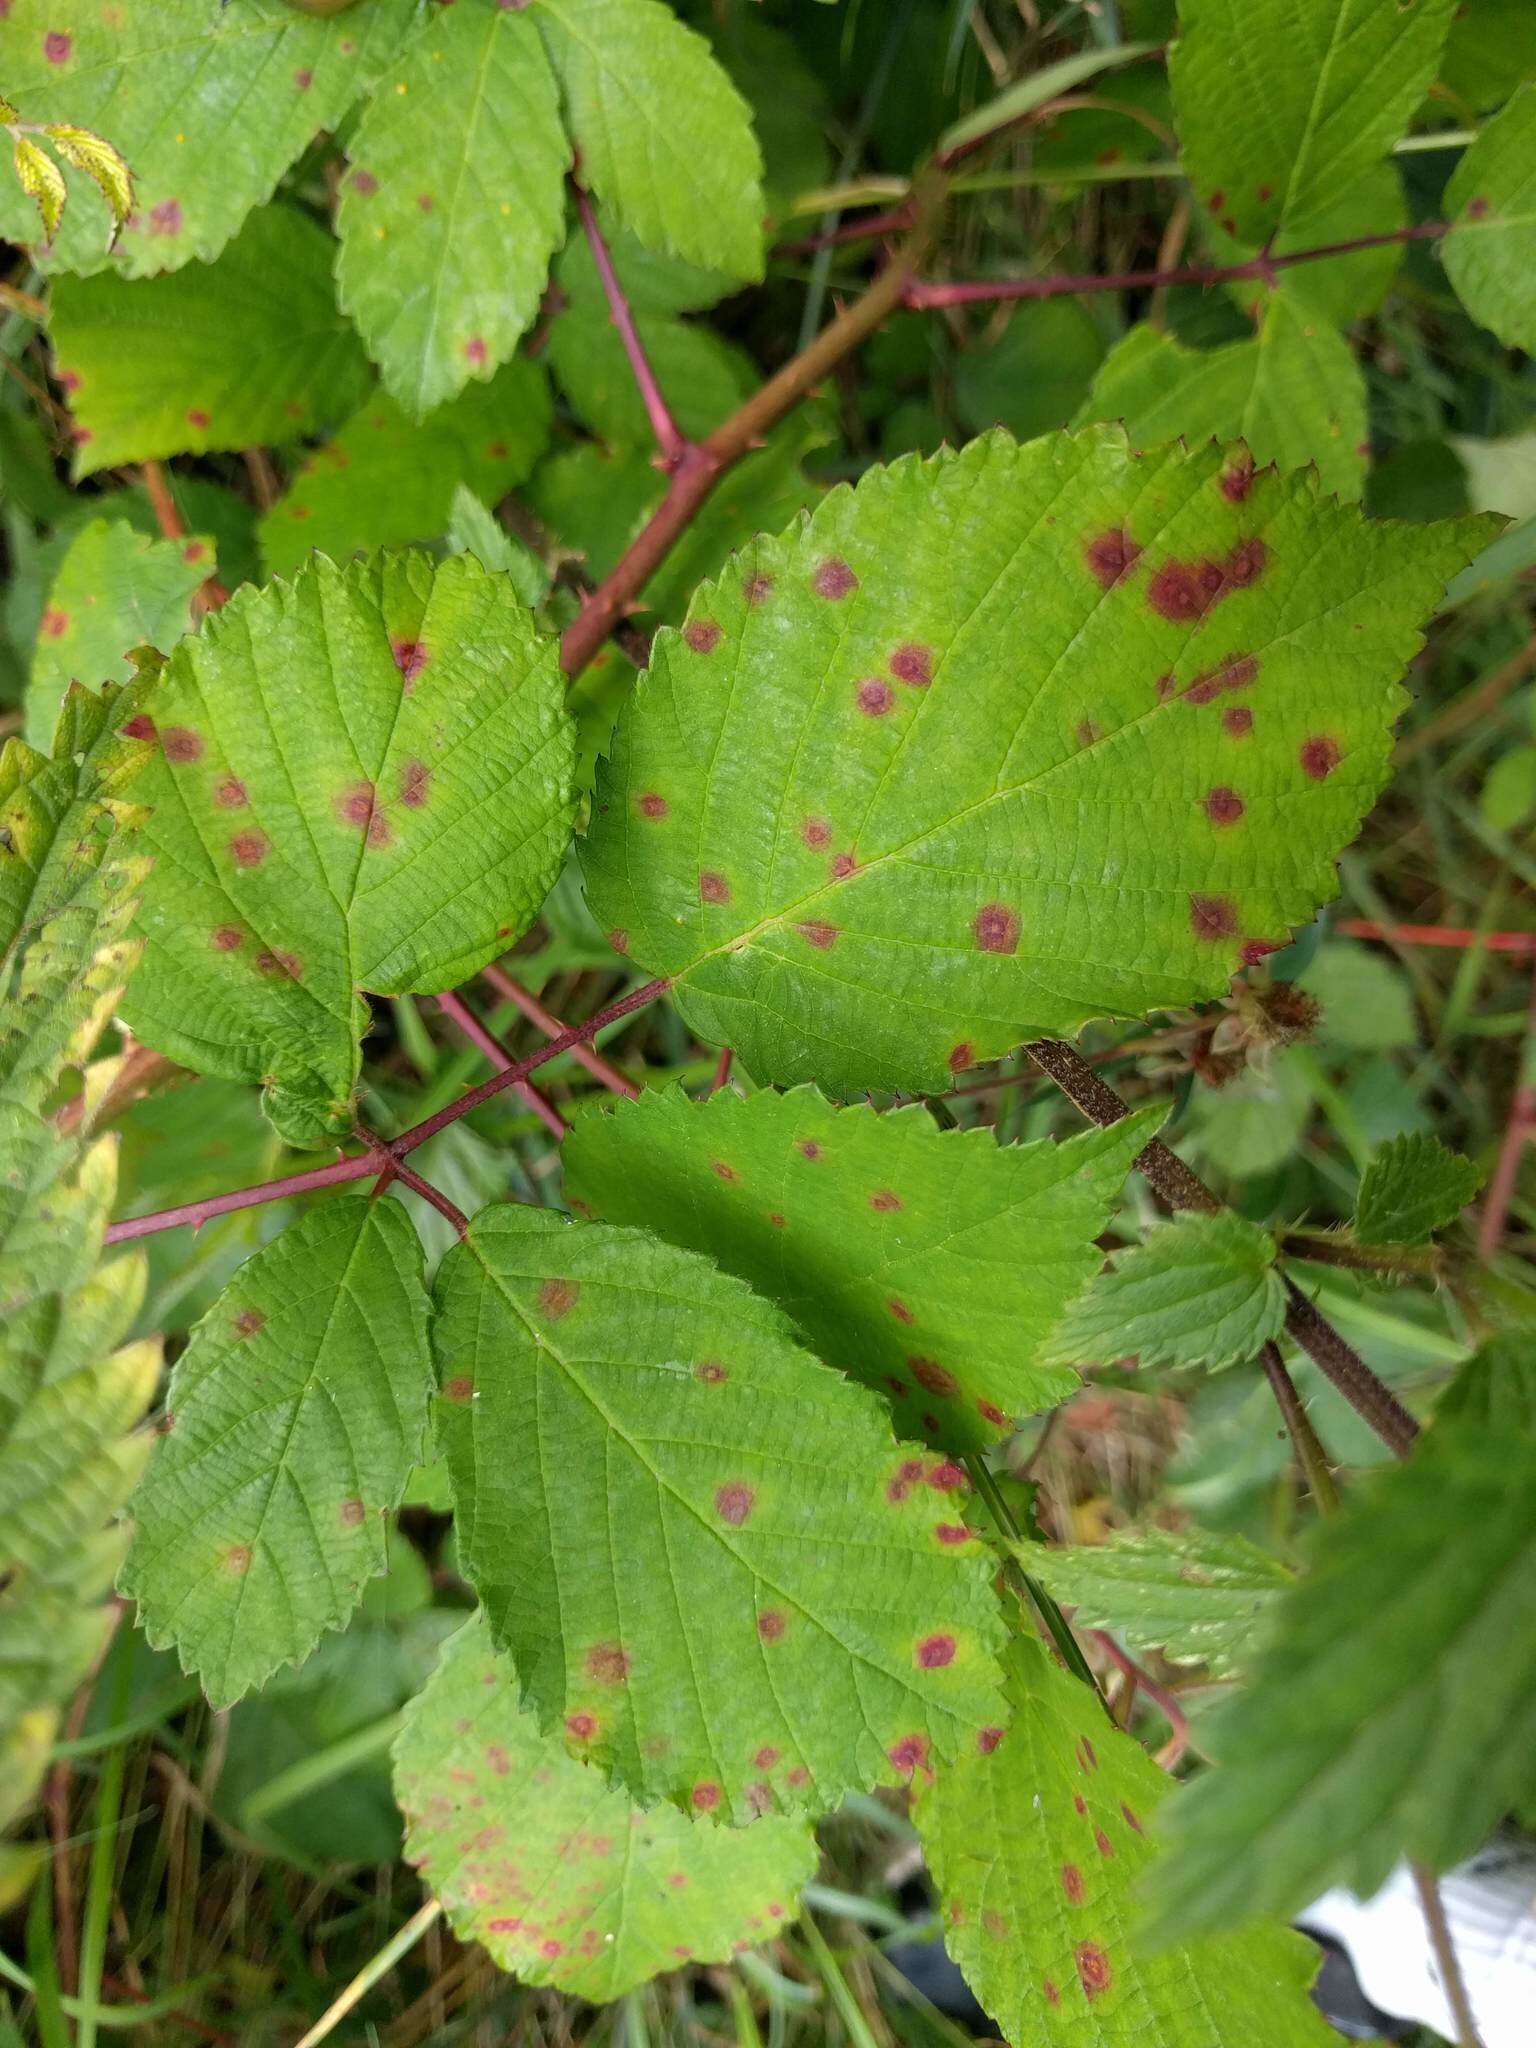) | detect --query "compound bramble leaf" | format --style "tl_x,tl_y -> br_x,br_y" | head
1026,1527 -> 1293,1678
1444,84 -> 1536,352
534,0 -> 765,285
258,359 -> 552,580
26,517 -> 208,747
50,205 -> 373,474
432,1205 -> 1007,1825
1081,299 -> 1367,501
1169,0 -> 1454,253
121,1197 -> 433,1706
1153,1424 -> 1536,1937
0,0 -> 425,277
1046,1212 -> 1286,1373
582,427 -> 1491,1096
396,1614 -> 817,1998
118,551 -> 574,1147
1353,1131 -> 1484,1245
565,1086 -> 1163,1455
914,1637 -> 1337,2047
336,0 -> 568,417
